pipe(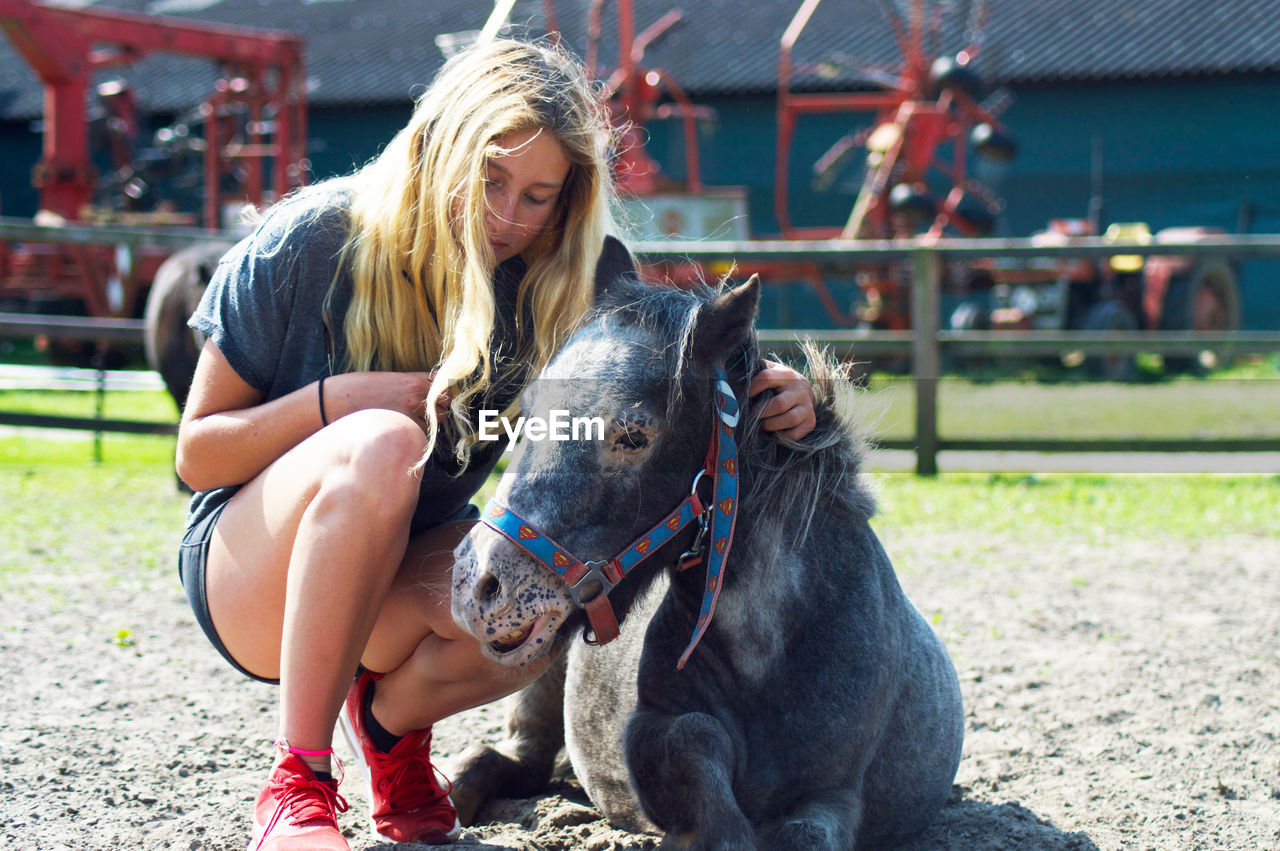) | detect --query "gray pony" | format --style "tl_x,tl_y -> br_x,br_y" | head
450,273 -> 964,849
